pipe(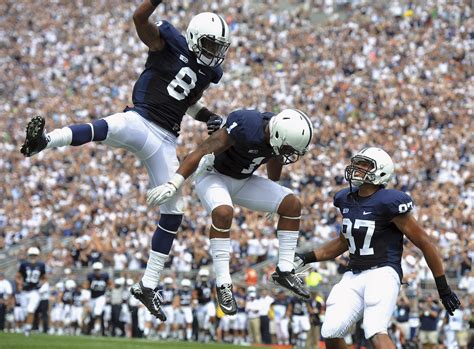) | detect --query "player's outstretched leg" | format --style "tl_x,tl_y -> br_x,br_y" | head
271,194 -> 310,299
20,115 -> 109,157
209,205 -> 237,315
